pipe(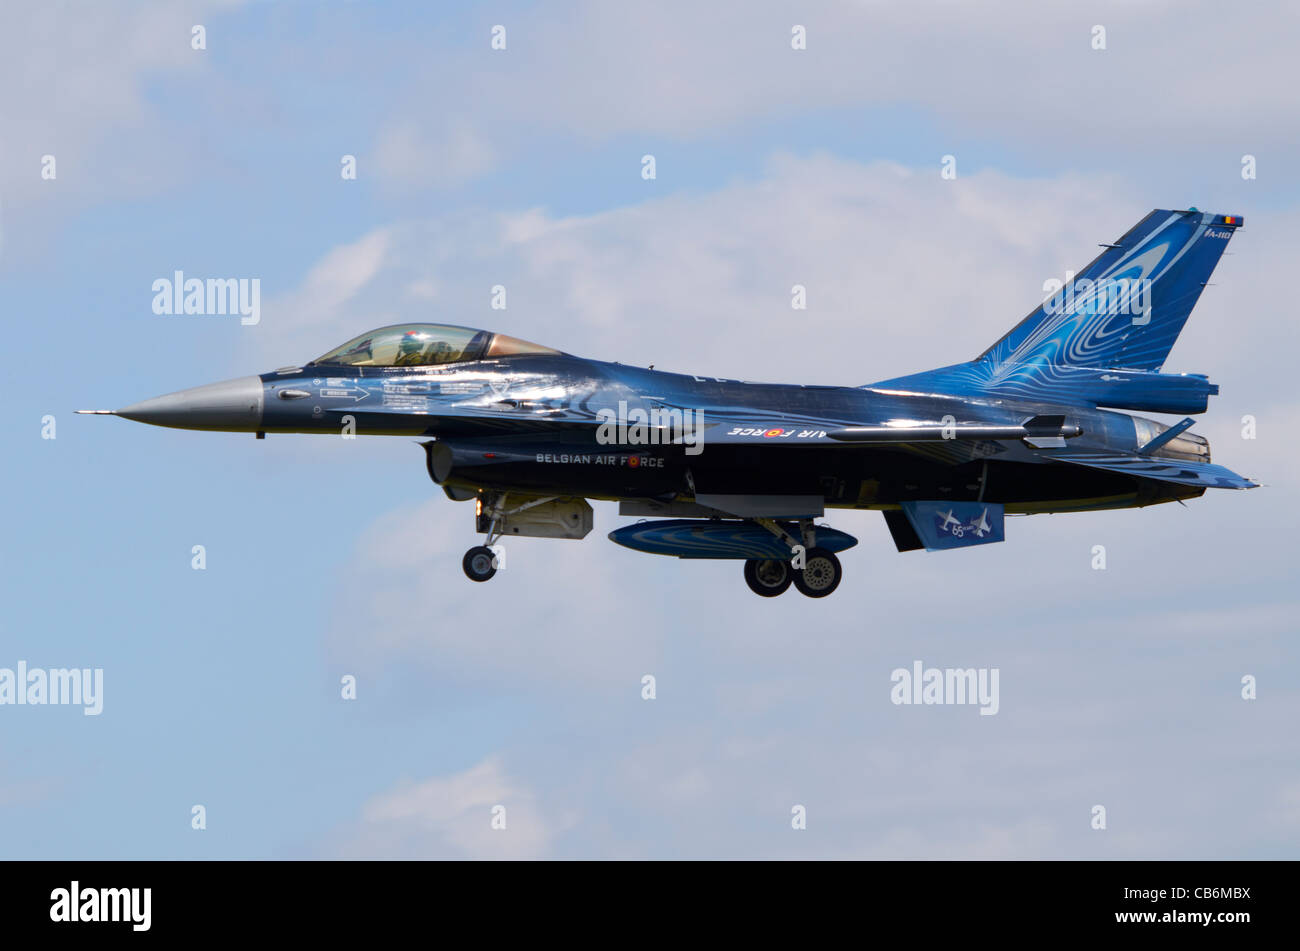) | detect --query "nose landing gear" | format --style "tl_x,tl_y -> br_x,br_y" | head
462,546 -> 498,582
462,491 -> 510,583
